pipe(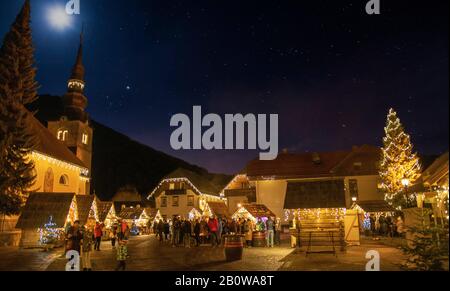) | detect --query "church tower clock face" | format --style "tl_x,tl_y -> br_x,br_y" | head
44,168 -> 54,193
